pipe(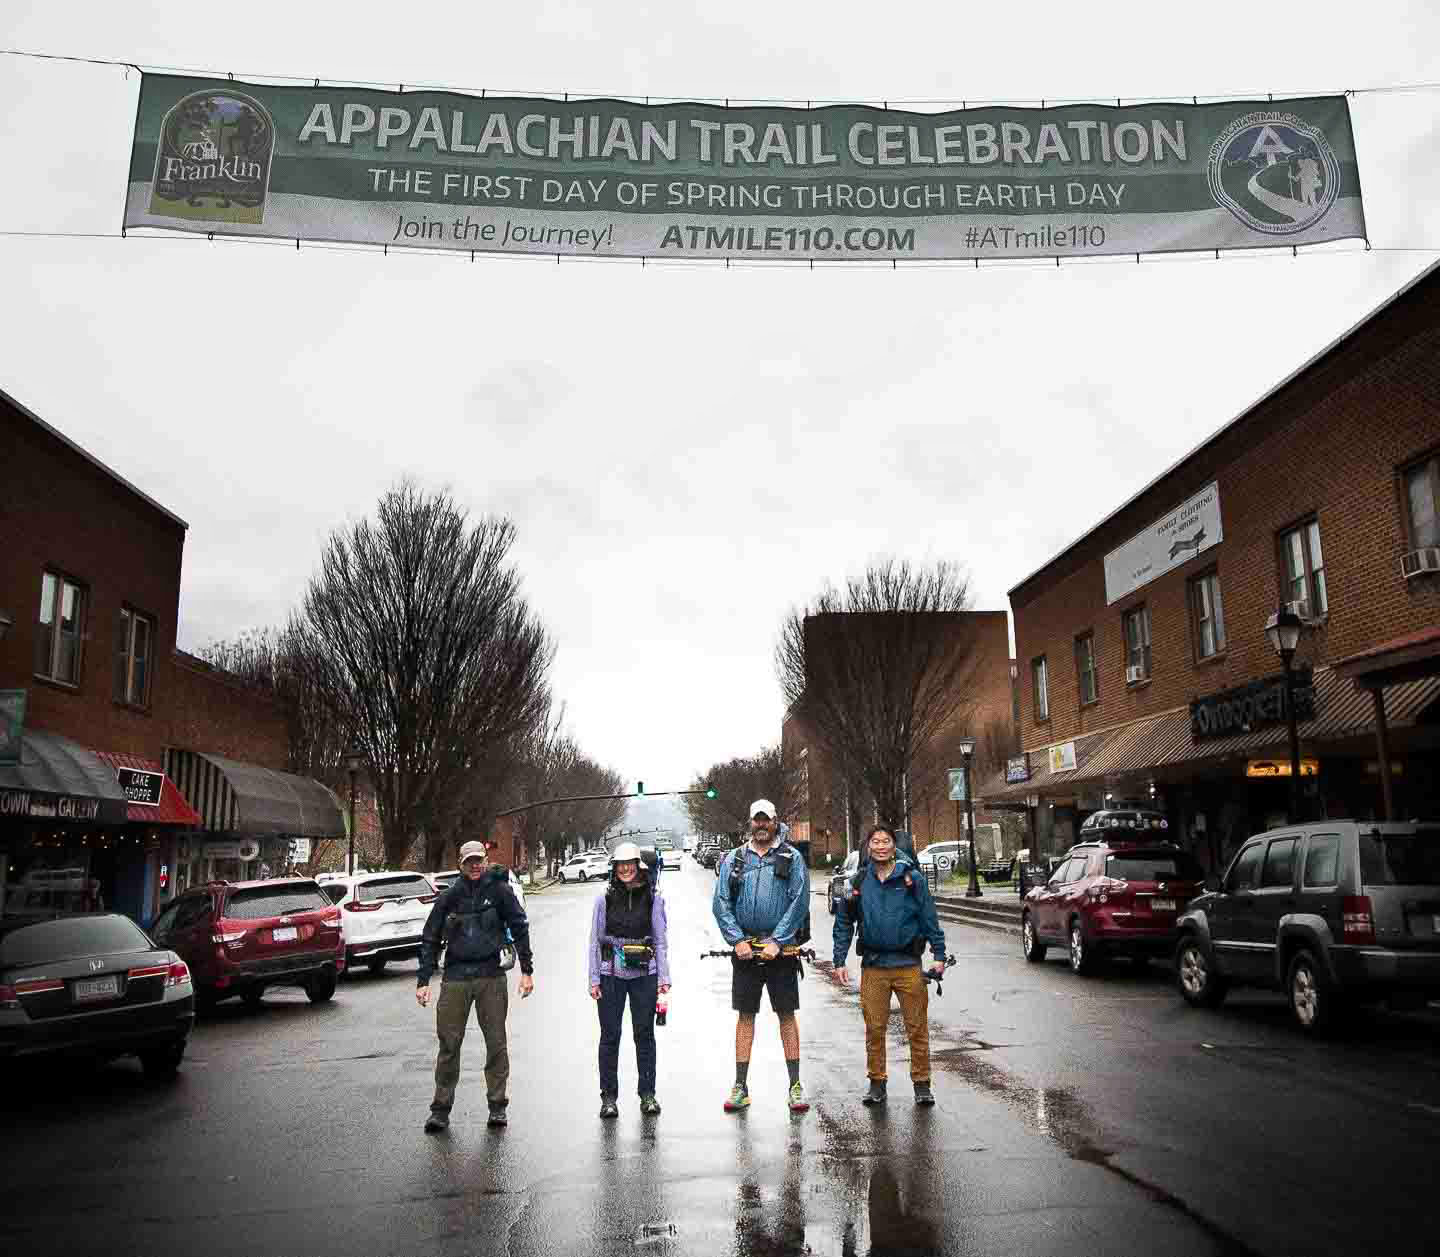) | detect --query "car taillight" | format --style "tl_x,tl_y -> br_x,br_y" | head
1342,896 -> 1375,944
1088,877 -> 1129,904
166,961 -> 191,988
0,983 -> 17,1009
343,900 -> 382,913
212,929 -> 249,944
320,908 -> 341,926
419,893 -> 438,904
127,965 -> 171,980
